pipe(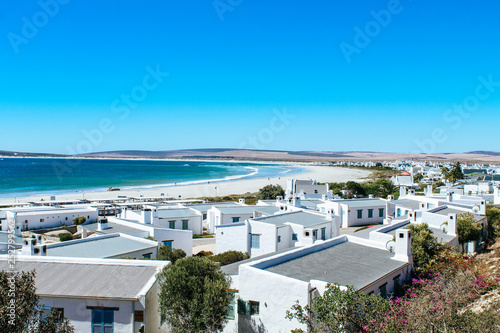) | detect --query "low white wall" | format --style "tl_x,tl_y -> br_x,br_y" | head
215,222 -> 249,254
